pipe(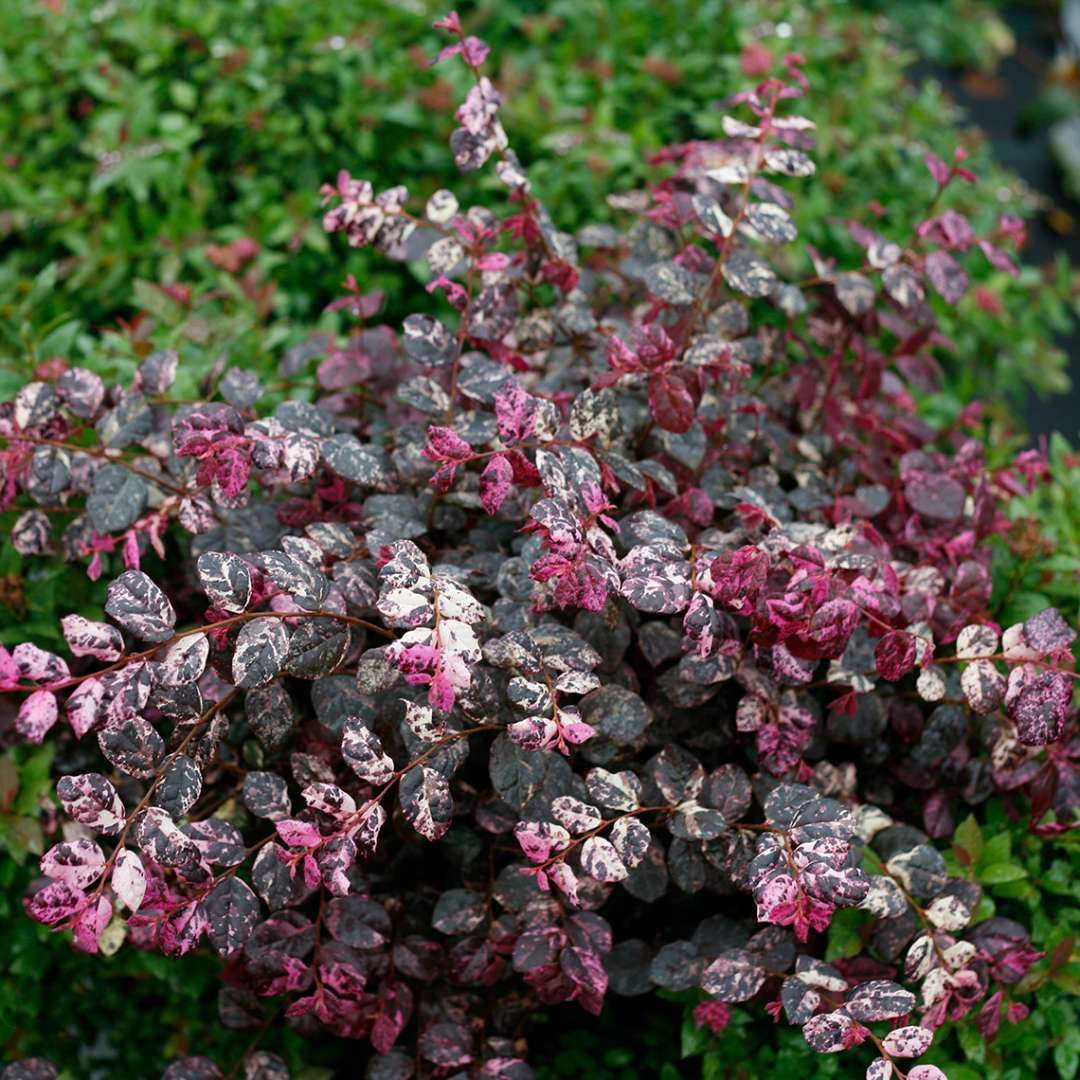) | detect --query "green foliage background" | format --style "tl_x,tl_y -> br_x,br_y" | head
0,1 -> 1077,1077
